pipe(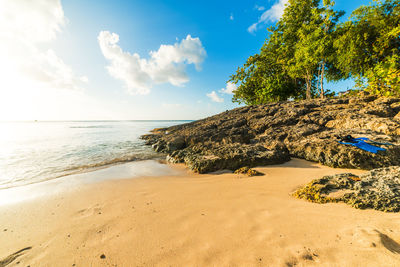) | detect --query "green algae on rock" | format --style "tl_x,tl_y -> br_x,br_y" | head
234,167 -> 263,177
293,166 -> 400,212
